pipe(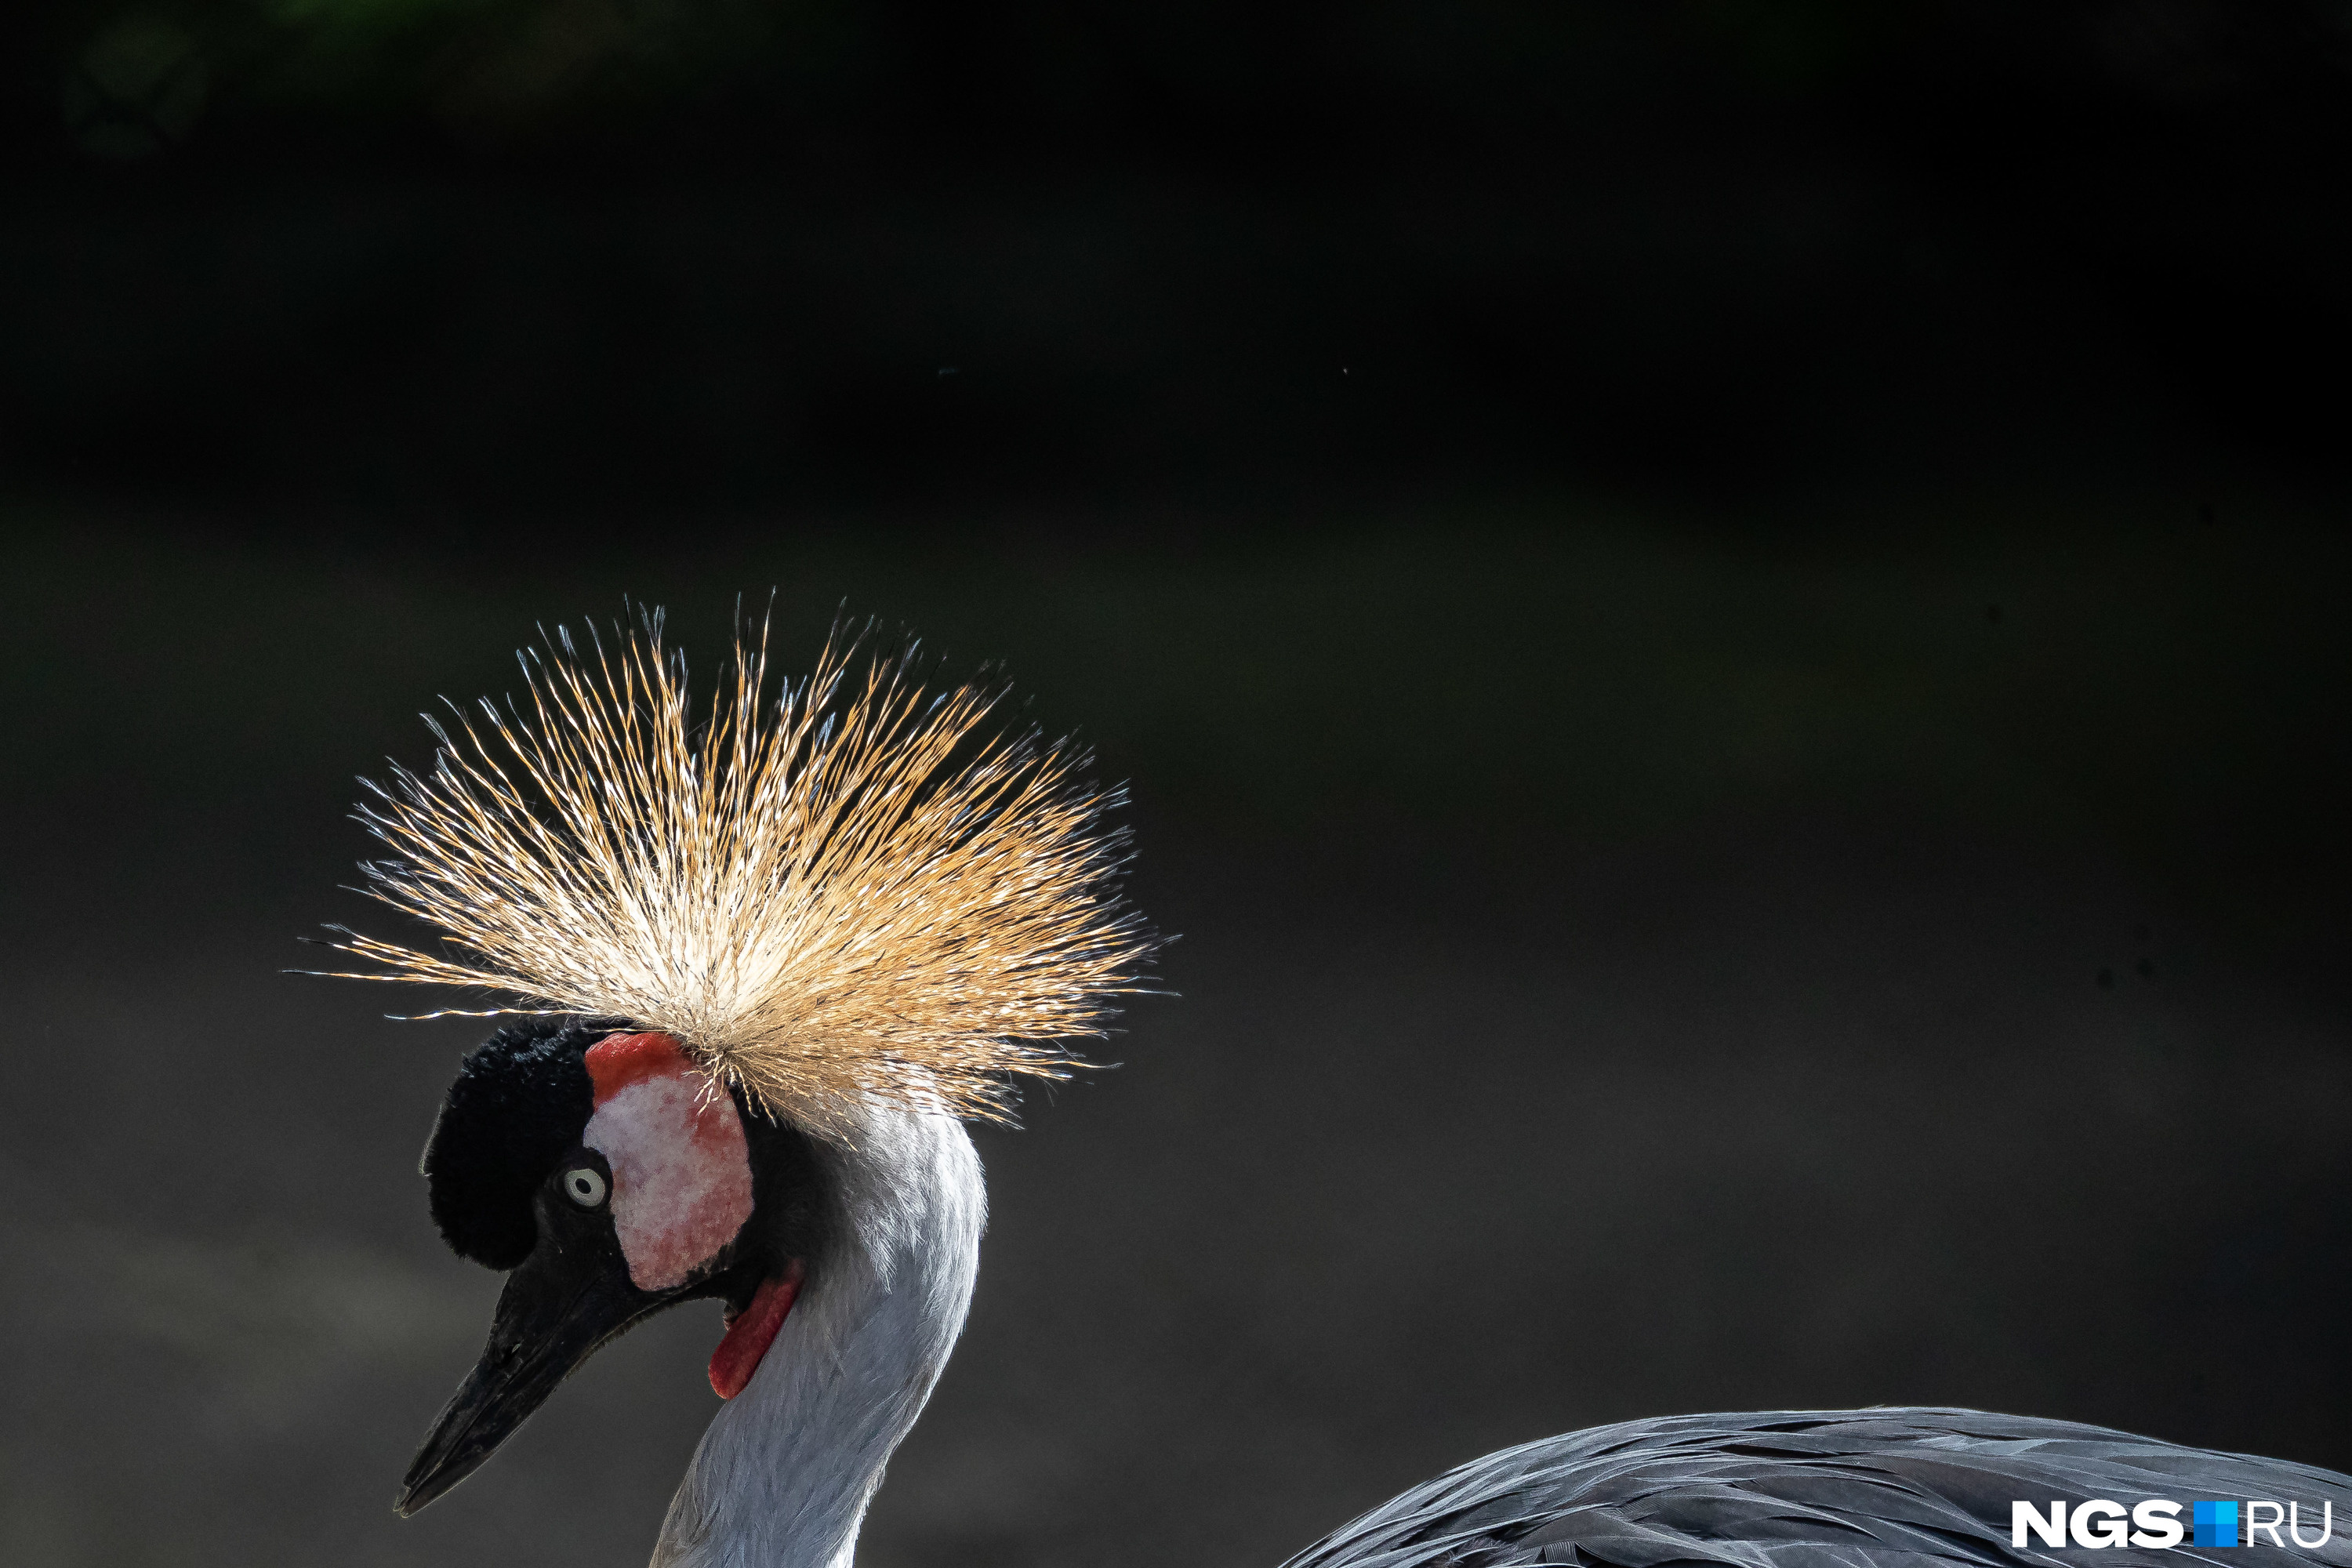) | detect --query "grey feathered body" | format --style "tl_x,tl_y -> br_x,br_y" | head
1284,1410 -> 2352,1568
